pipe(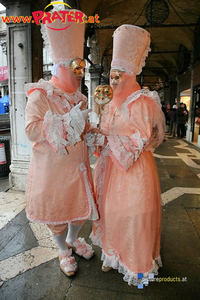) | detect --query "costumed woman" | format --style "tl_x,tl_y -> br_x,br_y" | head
90,25 -> 166,286
24,10 -> 98,277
